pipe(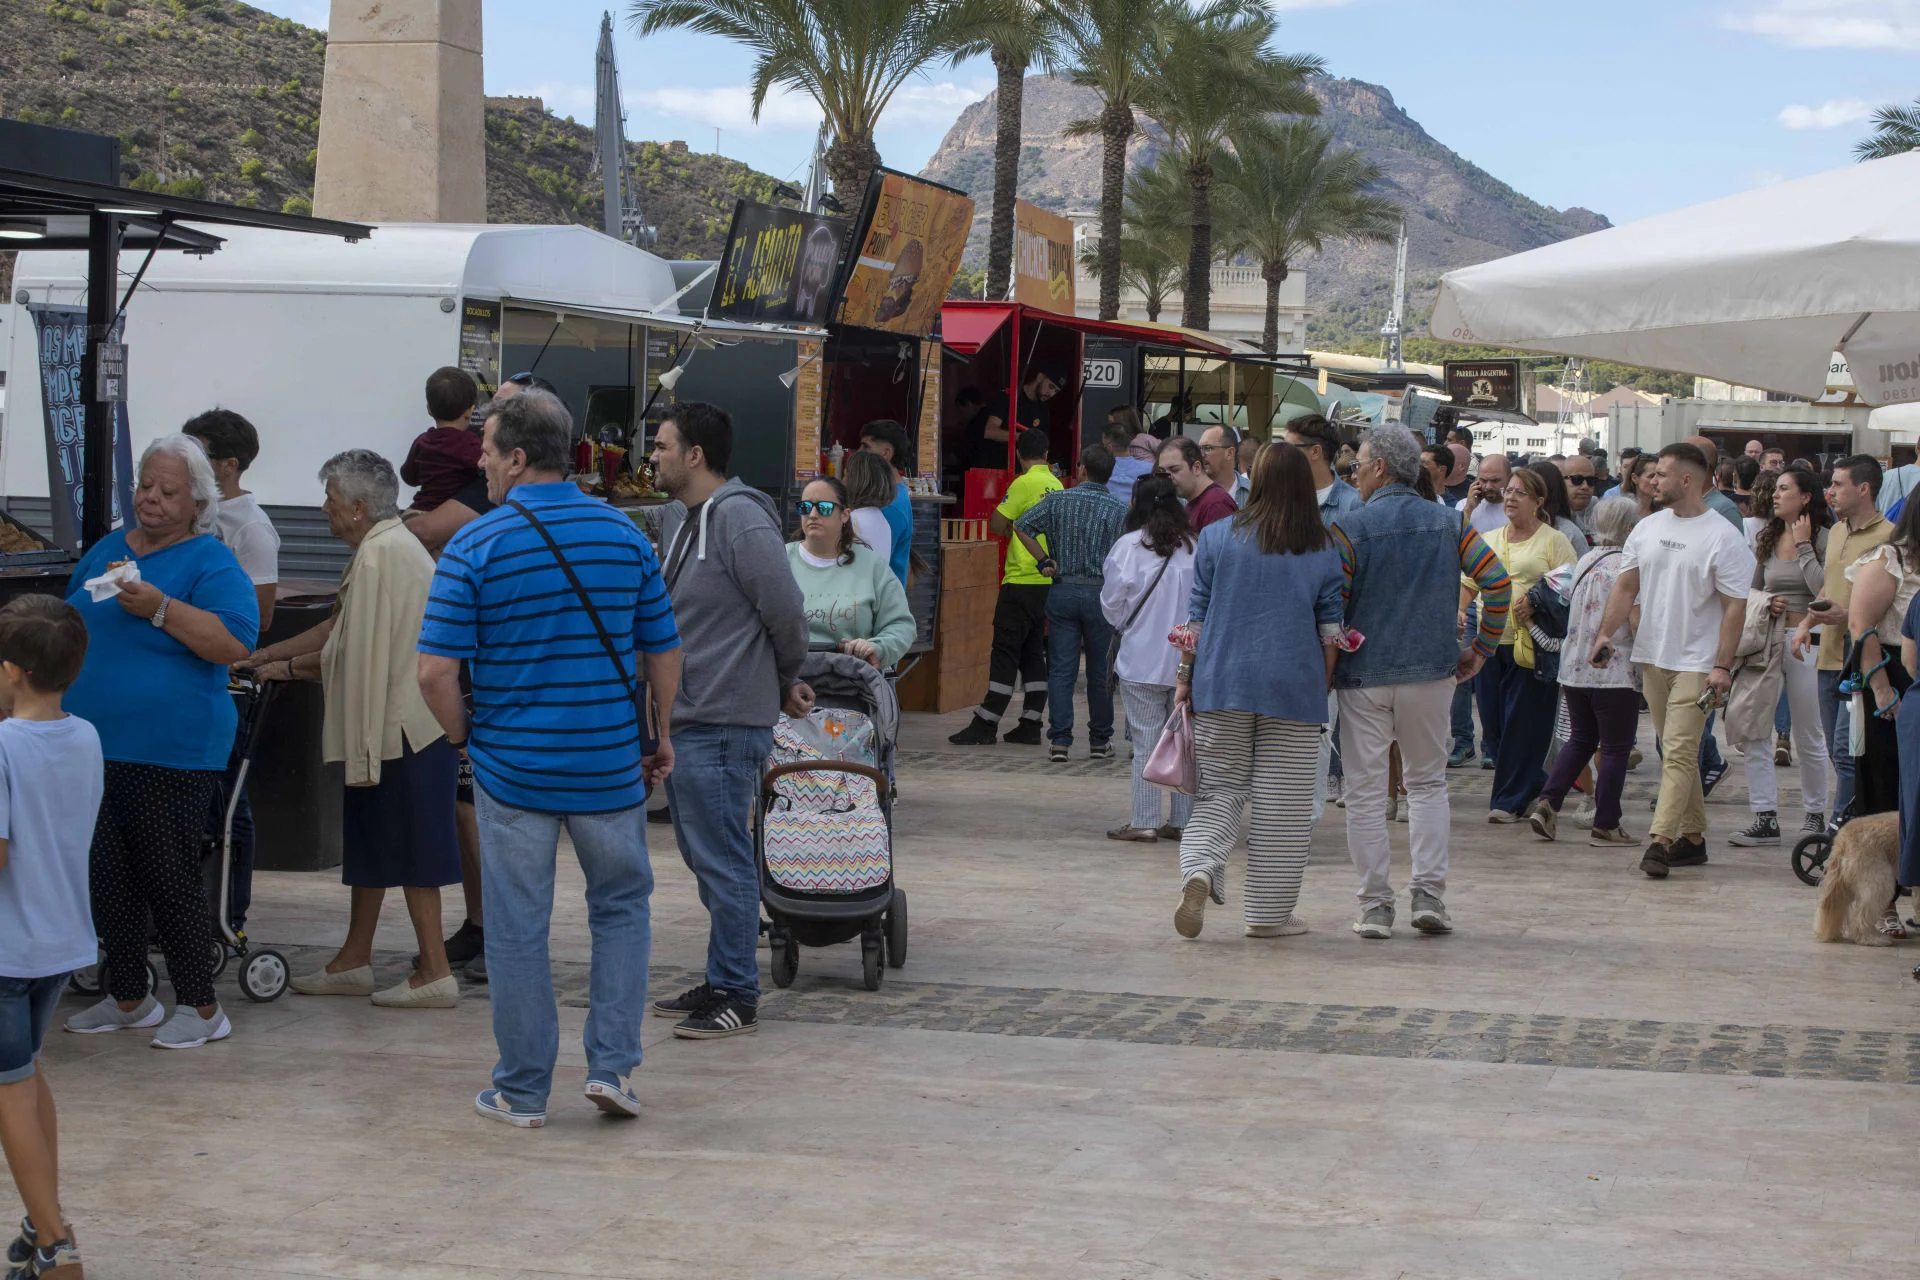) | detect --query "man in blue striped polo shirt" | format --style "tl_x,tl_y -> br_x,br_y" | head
418,389 -> 682,1129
